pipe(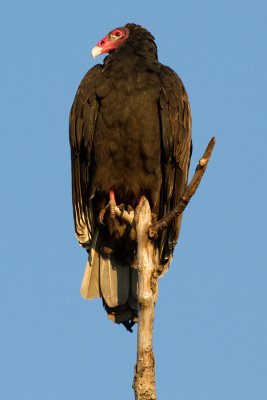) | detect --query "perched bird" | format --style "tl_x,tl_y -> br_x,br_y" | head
69,23 -> 192,331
